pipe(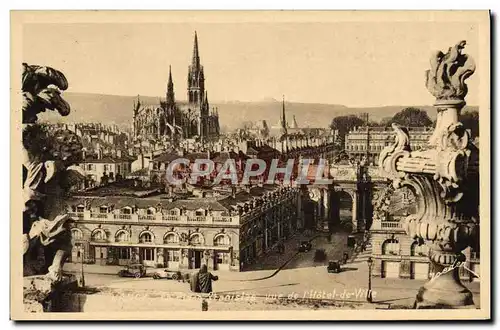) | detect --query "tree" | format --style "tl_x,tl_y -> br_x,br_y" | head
330,115 -> 366,146
460,110 -> 479,138
388,107 -> 432,127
